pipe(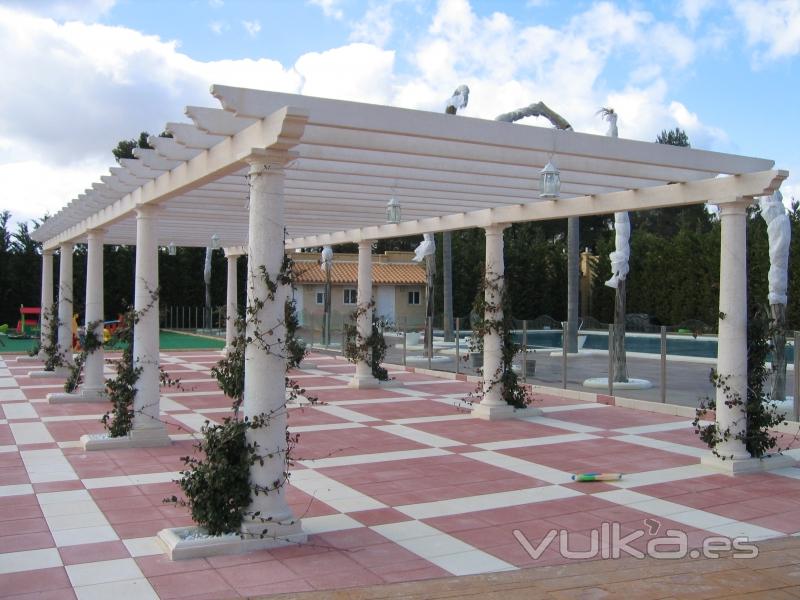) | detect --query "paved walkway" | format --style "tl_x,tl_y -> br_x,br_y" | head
1,351 -> 799,598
